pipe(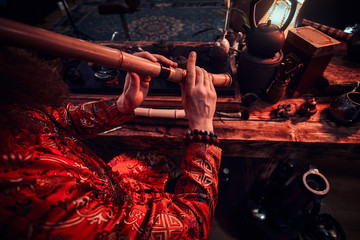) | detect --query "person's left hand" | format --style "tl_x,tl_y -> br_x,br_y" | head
116,51 -> 177,113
